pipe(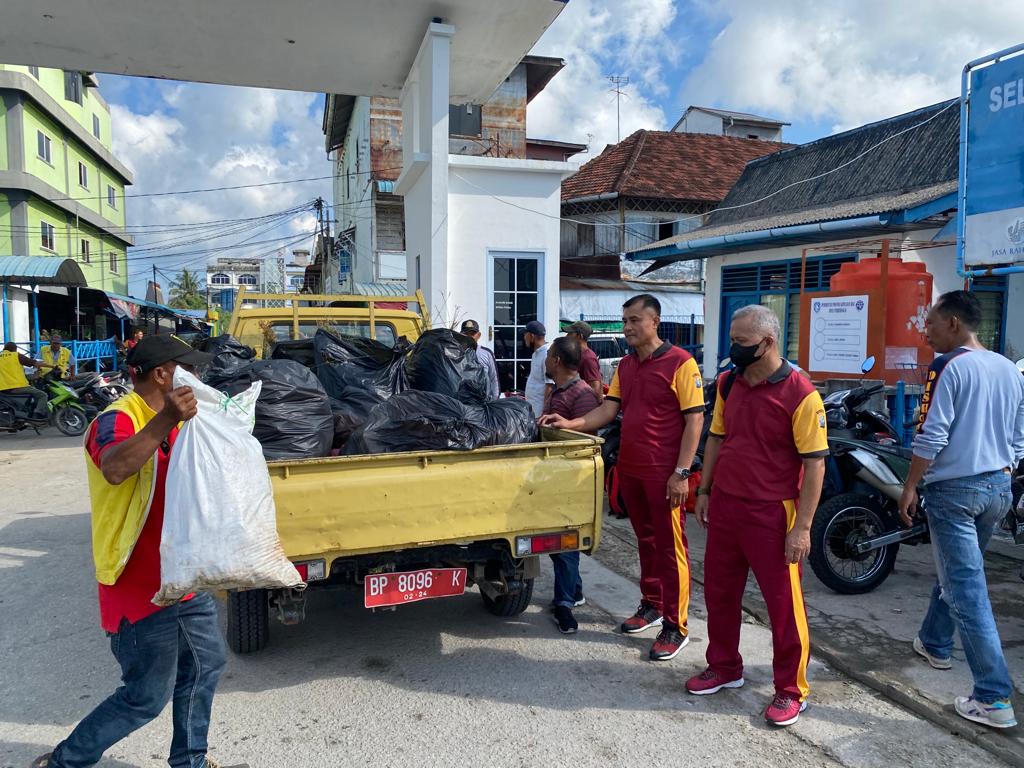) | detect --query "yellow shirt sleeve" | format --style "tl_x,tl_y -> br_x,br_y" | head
709,386 -> 727,436
606,368 -> 622,401
672,357 -> 705,412
792,390 -> 829,456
